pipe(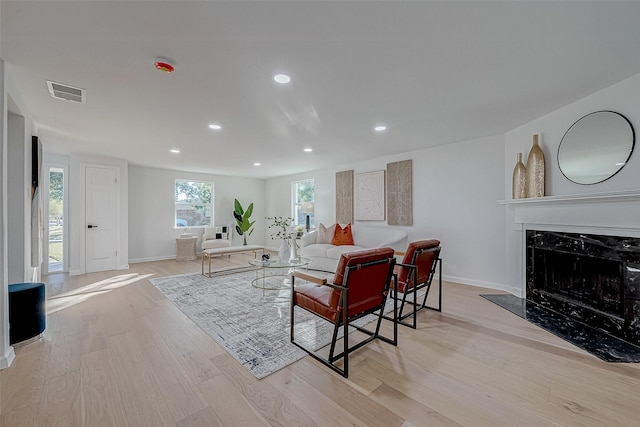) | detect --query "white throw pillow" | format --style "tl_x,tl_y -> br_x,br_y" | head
203,226 -> 217,240
317,223 -> 336,244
